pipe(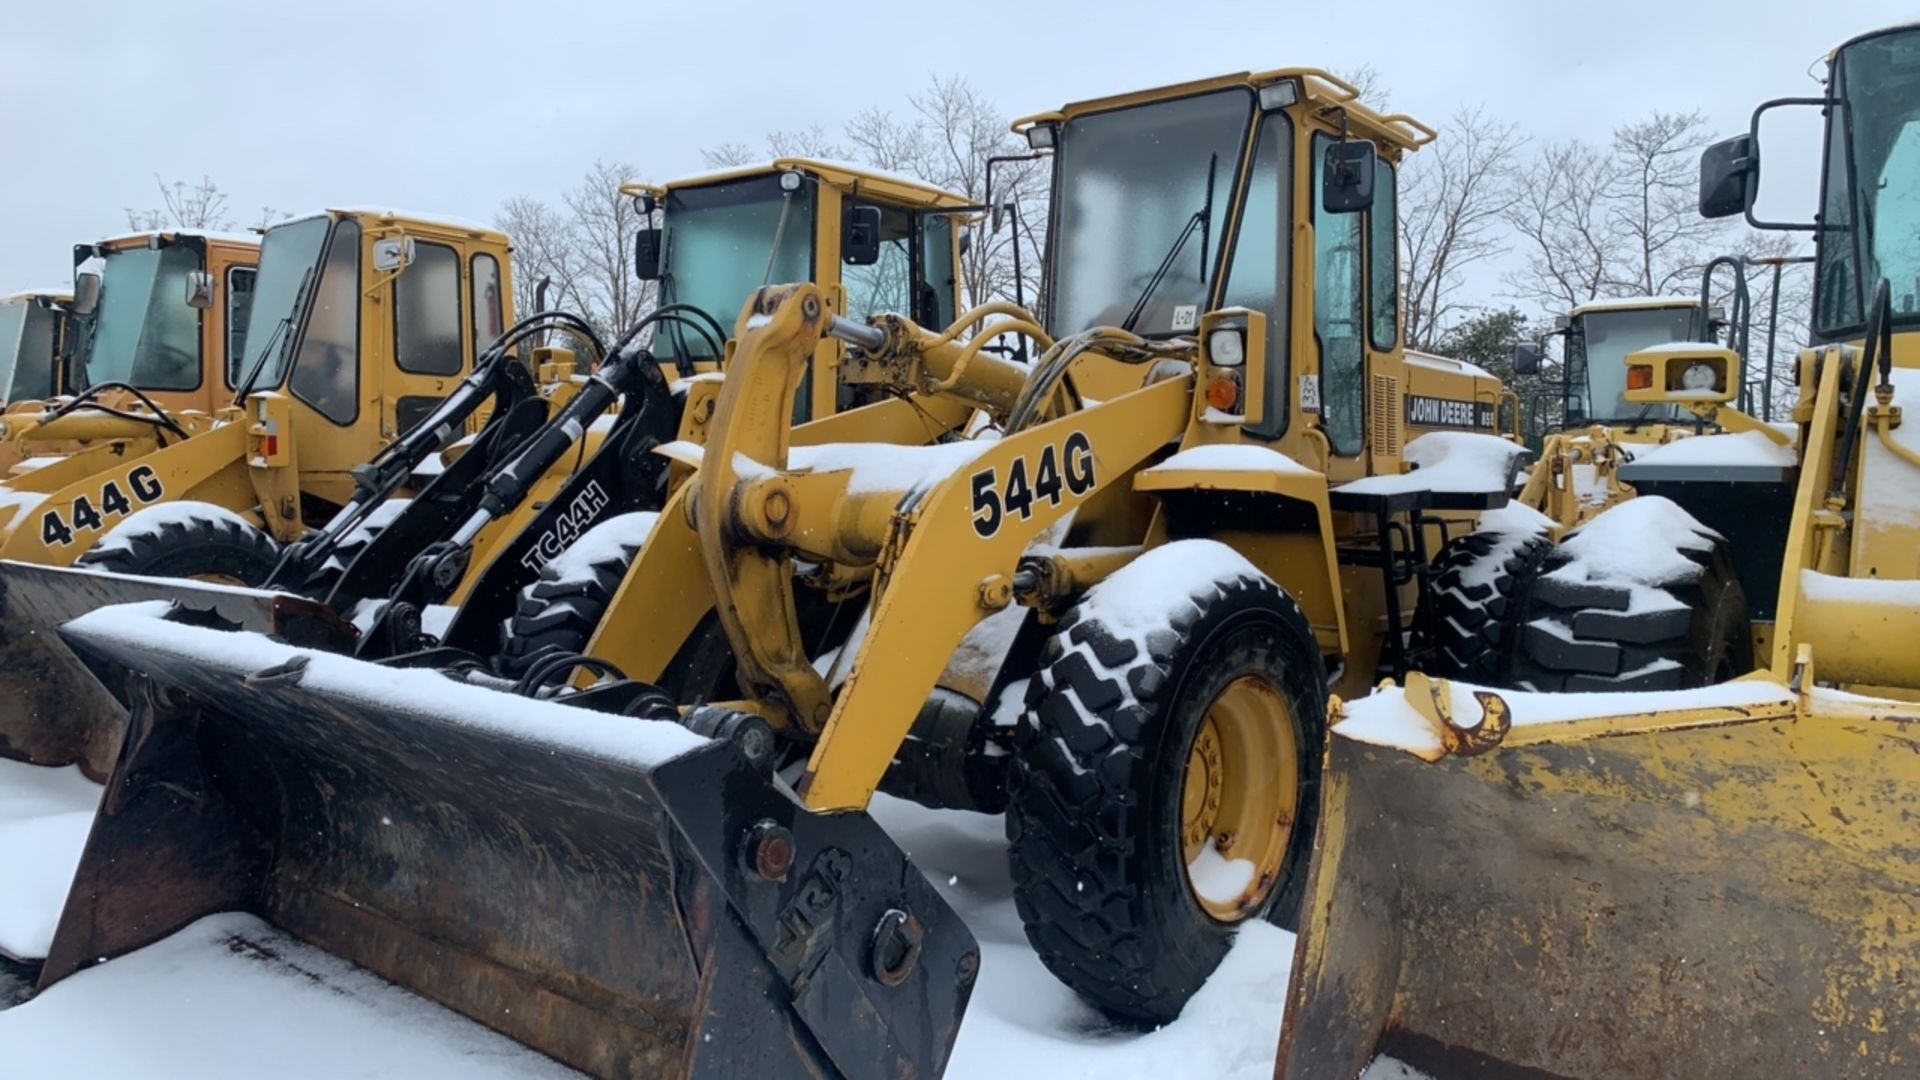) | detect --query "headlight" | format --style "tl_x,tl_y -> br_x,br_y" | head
1680,362 -> 1718,391
1208,327 -> 1245,367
